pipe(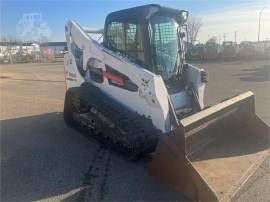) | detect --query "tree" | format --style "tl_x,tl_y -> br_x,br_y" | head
187,16 -> 203,45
